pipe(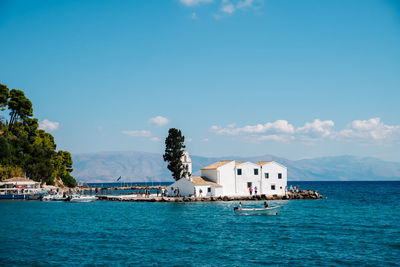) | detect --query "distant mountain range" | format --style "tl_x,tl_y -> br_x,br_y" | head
71,151 -> 400,183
